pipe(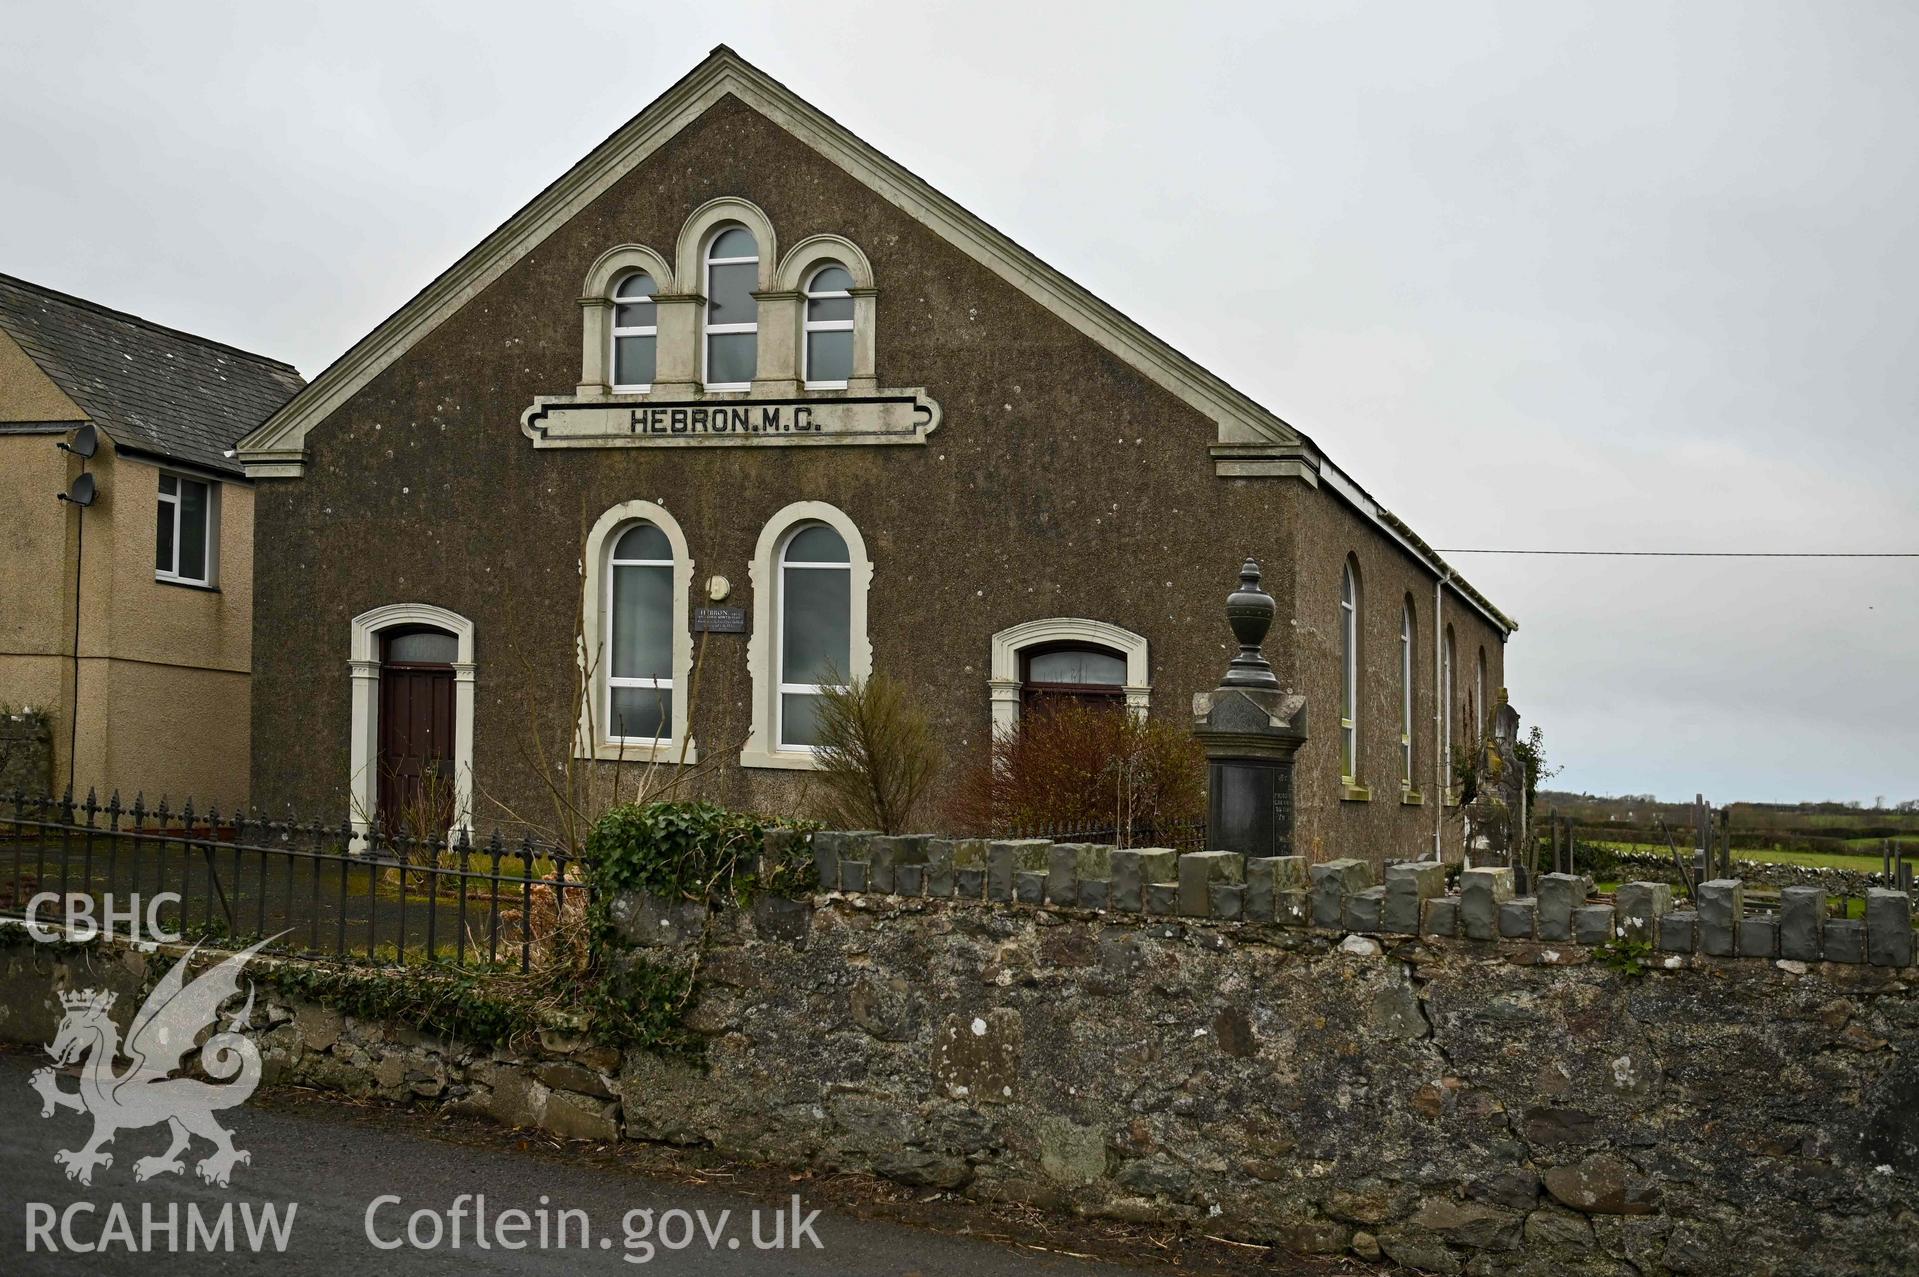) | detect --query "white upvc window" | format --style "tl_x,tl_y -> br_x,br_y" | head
605,521 -> 676,745
1400,601 -> 1415,789
610,271 -> 657,392
1339,559 -> 1359,783
801,263 -> 855,388
702,225 -> 758,390
155,472 -> 217,586
776,522 -> 852,750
